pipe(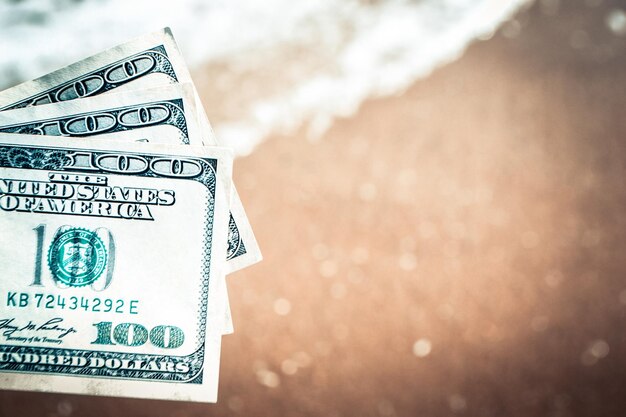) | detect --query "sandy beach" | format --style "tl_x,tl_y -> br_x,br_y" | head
1,1 -> 625,416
